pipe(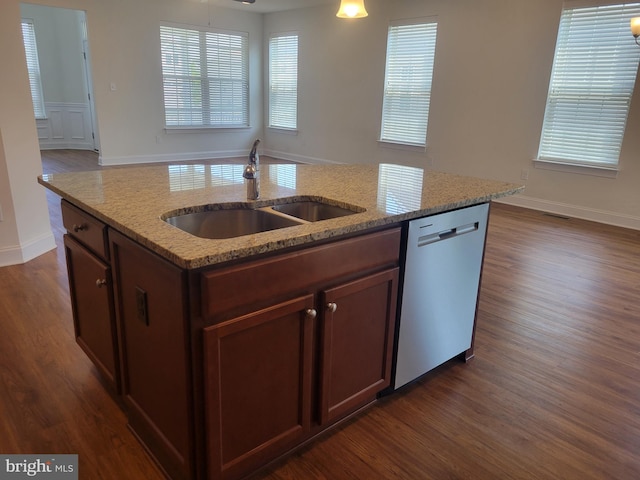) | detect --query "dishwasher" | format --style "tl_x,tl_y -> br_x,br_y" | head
393,203 -> 490,390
